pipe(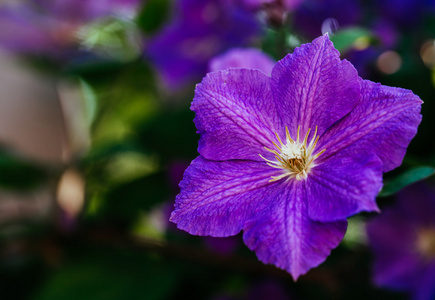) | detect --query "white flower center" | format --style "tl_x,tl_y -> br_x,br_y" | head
260,125 -> 325,181
281,140 -> 304,160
